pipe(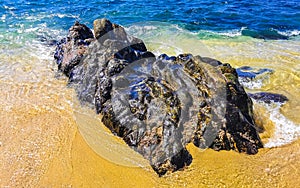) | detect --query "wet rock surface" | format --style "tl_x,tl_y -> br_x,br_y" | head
236,66 -> 274,89
54,19 -> 263,176
236,66 -> 288,105
249,92 -> 288,104
54,21 -> 94,76
236,66 -> 273,80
